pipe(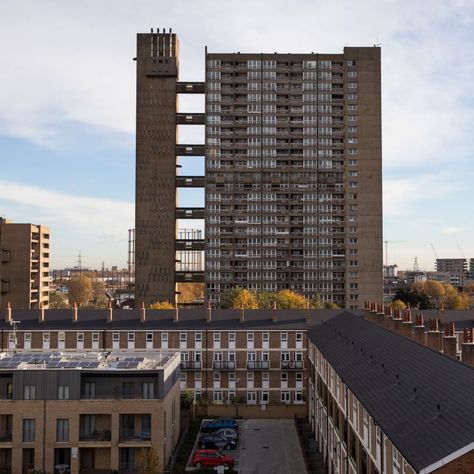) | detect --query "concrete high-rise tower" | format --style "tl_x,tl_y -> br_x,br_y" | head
134,29 -> 382,308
